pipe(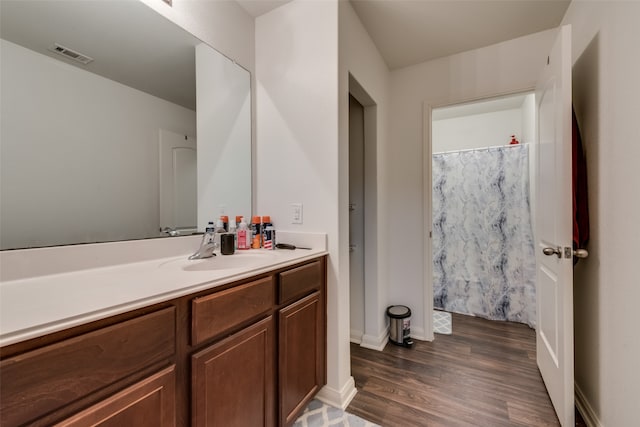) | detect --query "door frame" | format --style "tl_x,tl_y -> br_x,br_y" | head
348,74 -> 382,349
421,87 -> 536,342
